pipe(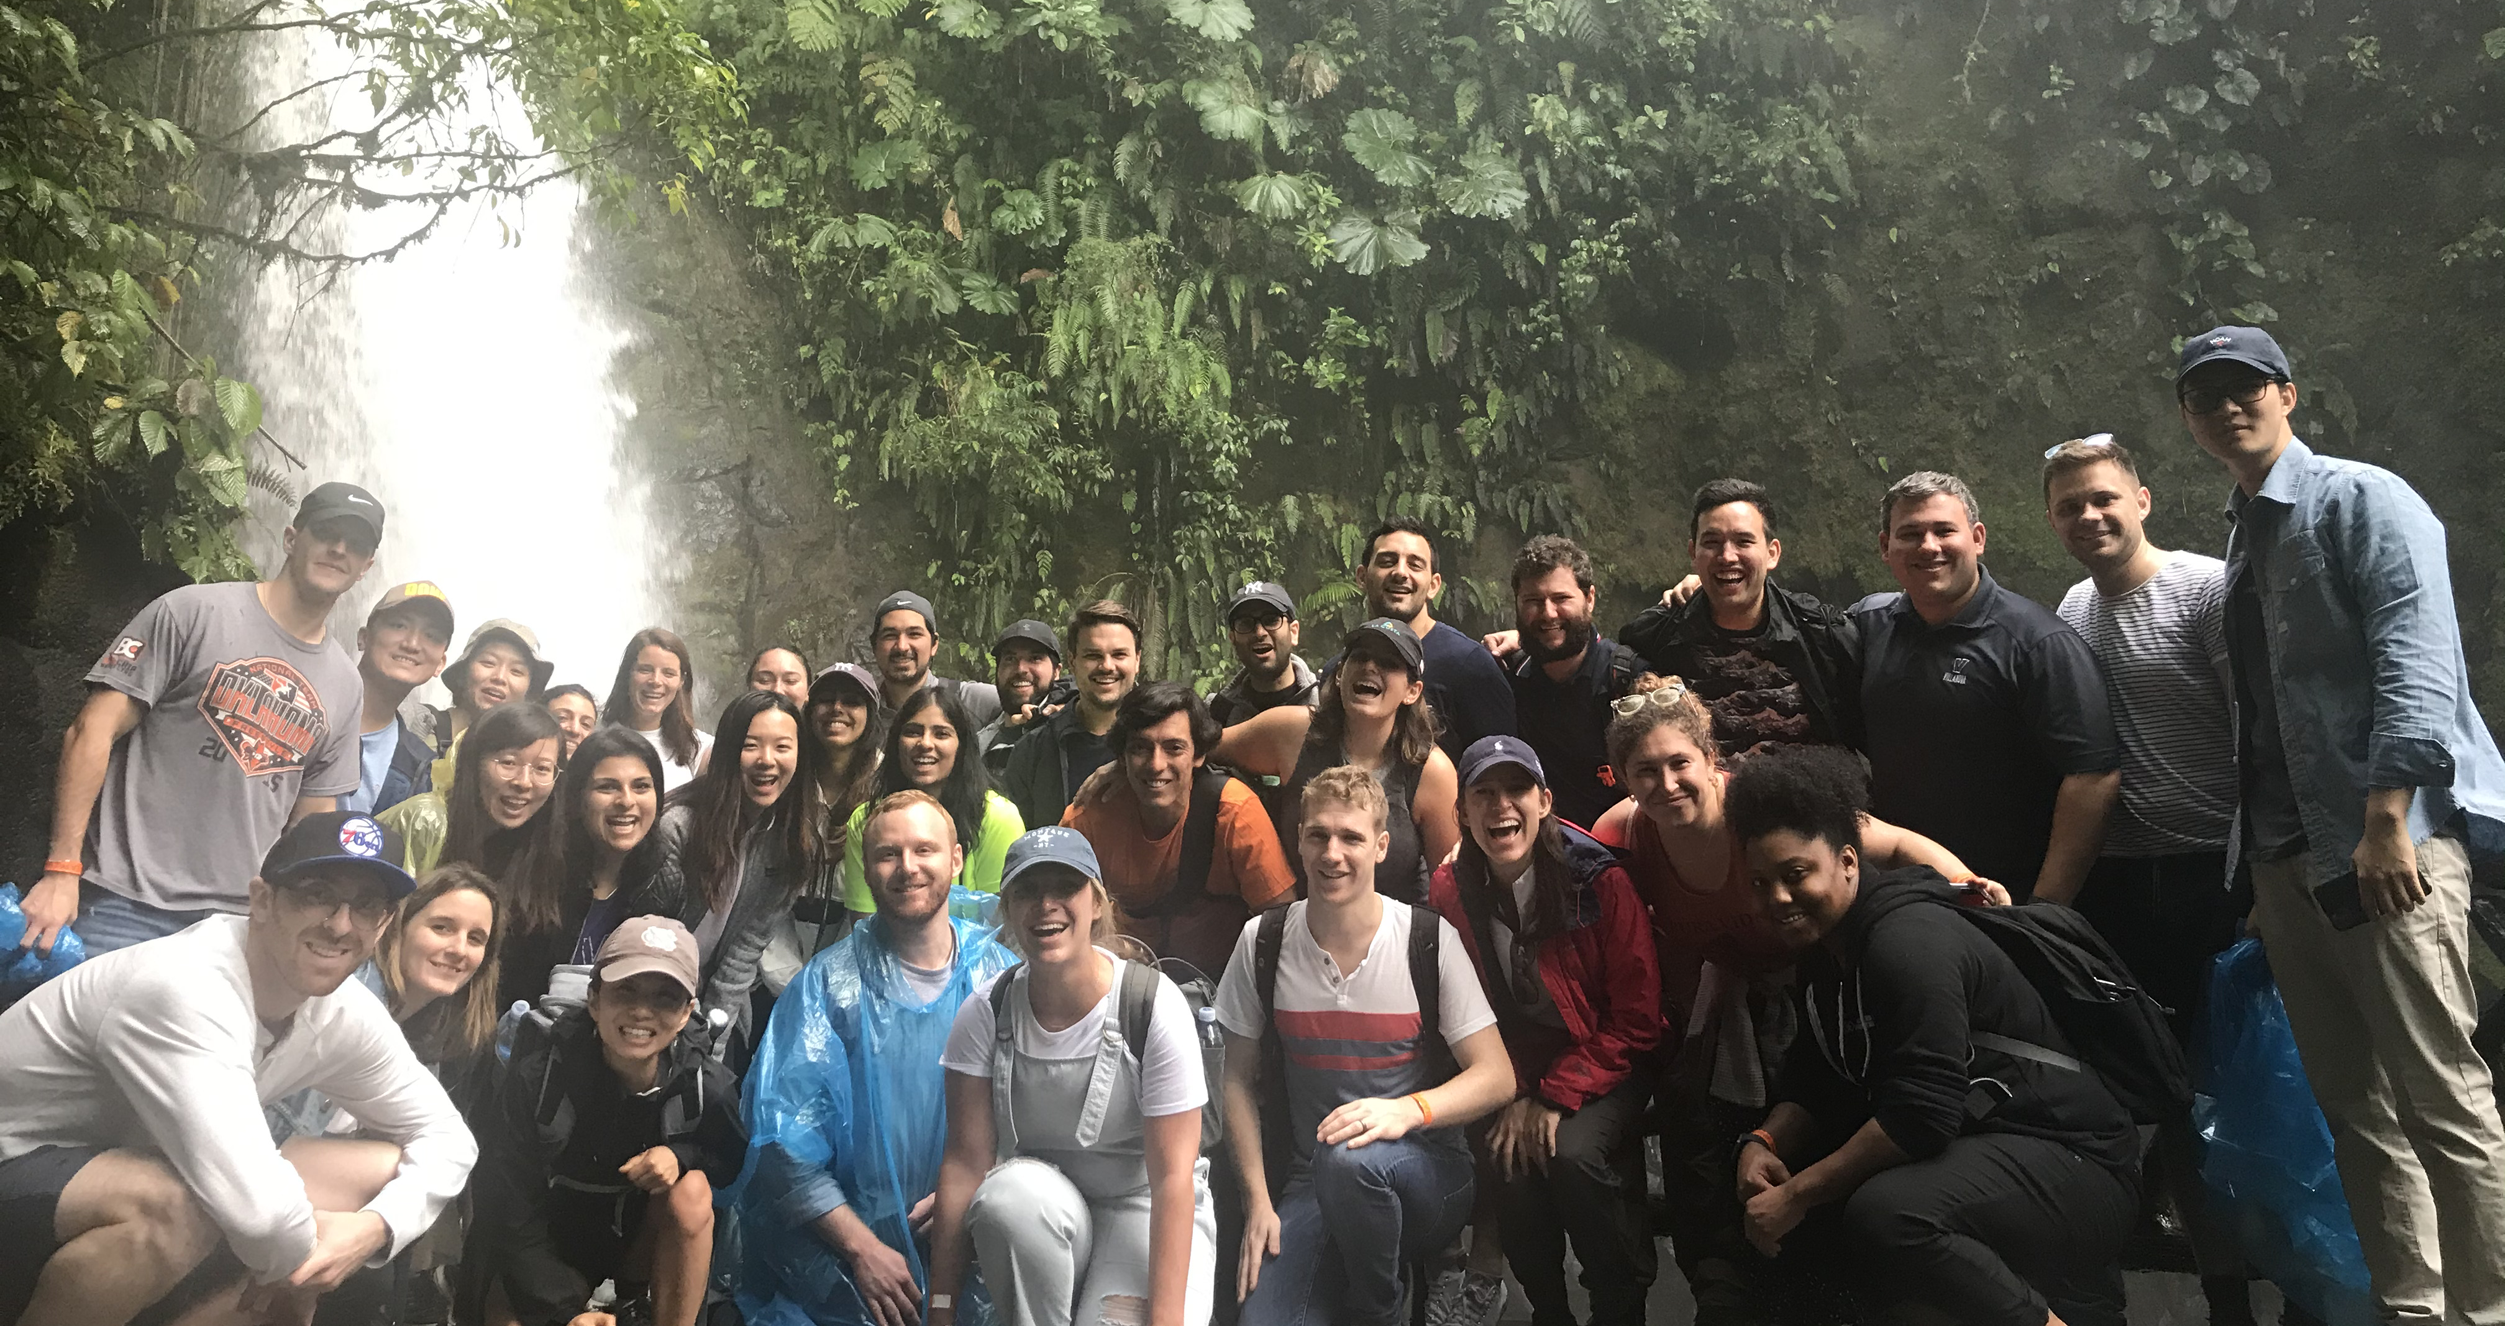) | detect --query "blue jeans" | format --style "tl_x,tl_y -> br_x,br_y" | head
76,884 -> 222,955
1241,1136 -> 1474,1326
